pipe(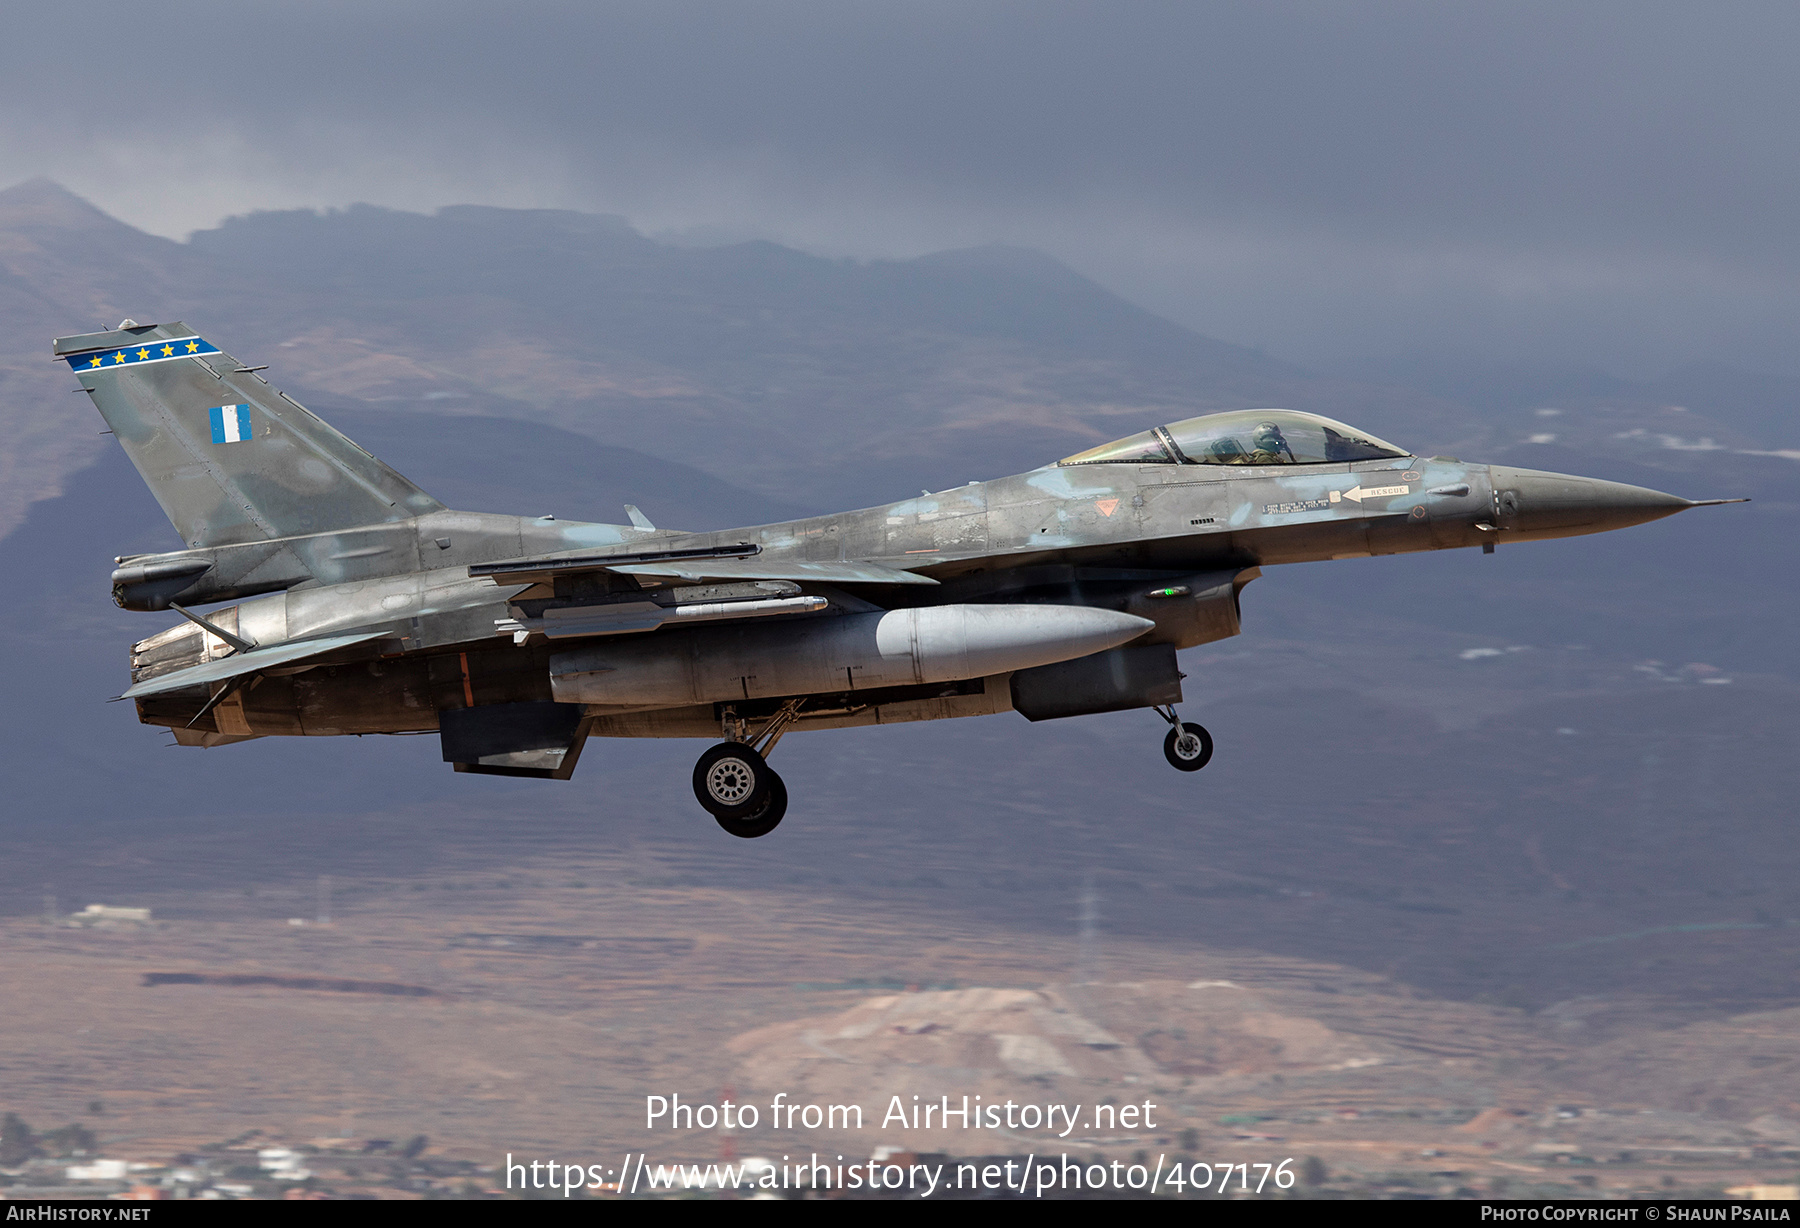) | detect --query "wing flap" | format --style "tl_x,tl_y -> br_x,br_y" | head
121,632 -> 389,699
